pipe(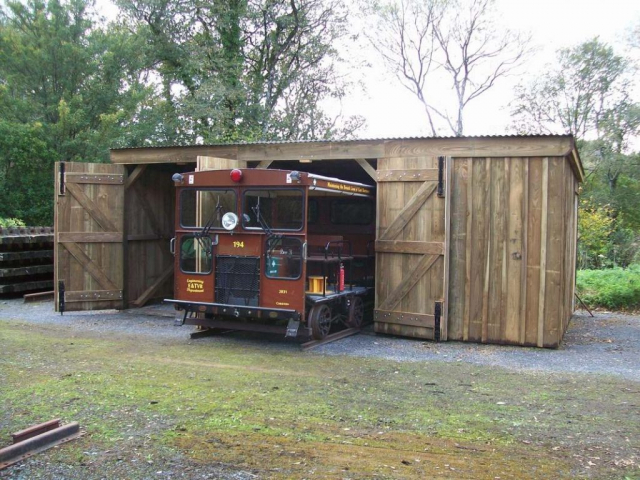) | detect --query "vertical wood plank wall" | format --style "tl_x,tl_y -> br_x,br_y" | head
447,156 -> 578,348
